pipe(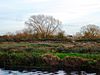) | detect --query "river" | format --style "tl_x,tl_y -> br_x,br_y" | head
0,69 -> 97,75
